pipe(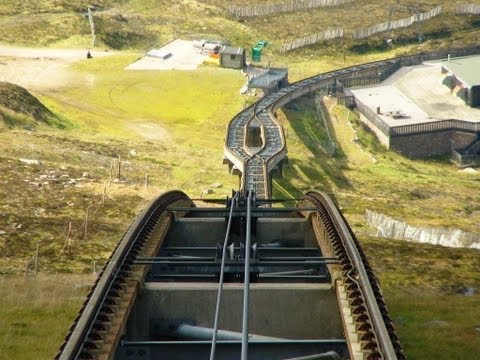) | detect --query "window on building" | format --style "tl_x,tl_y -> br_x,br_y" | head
230,55 -> 236,60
